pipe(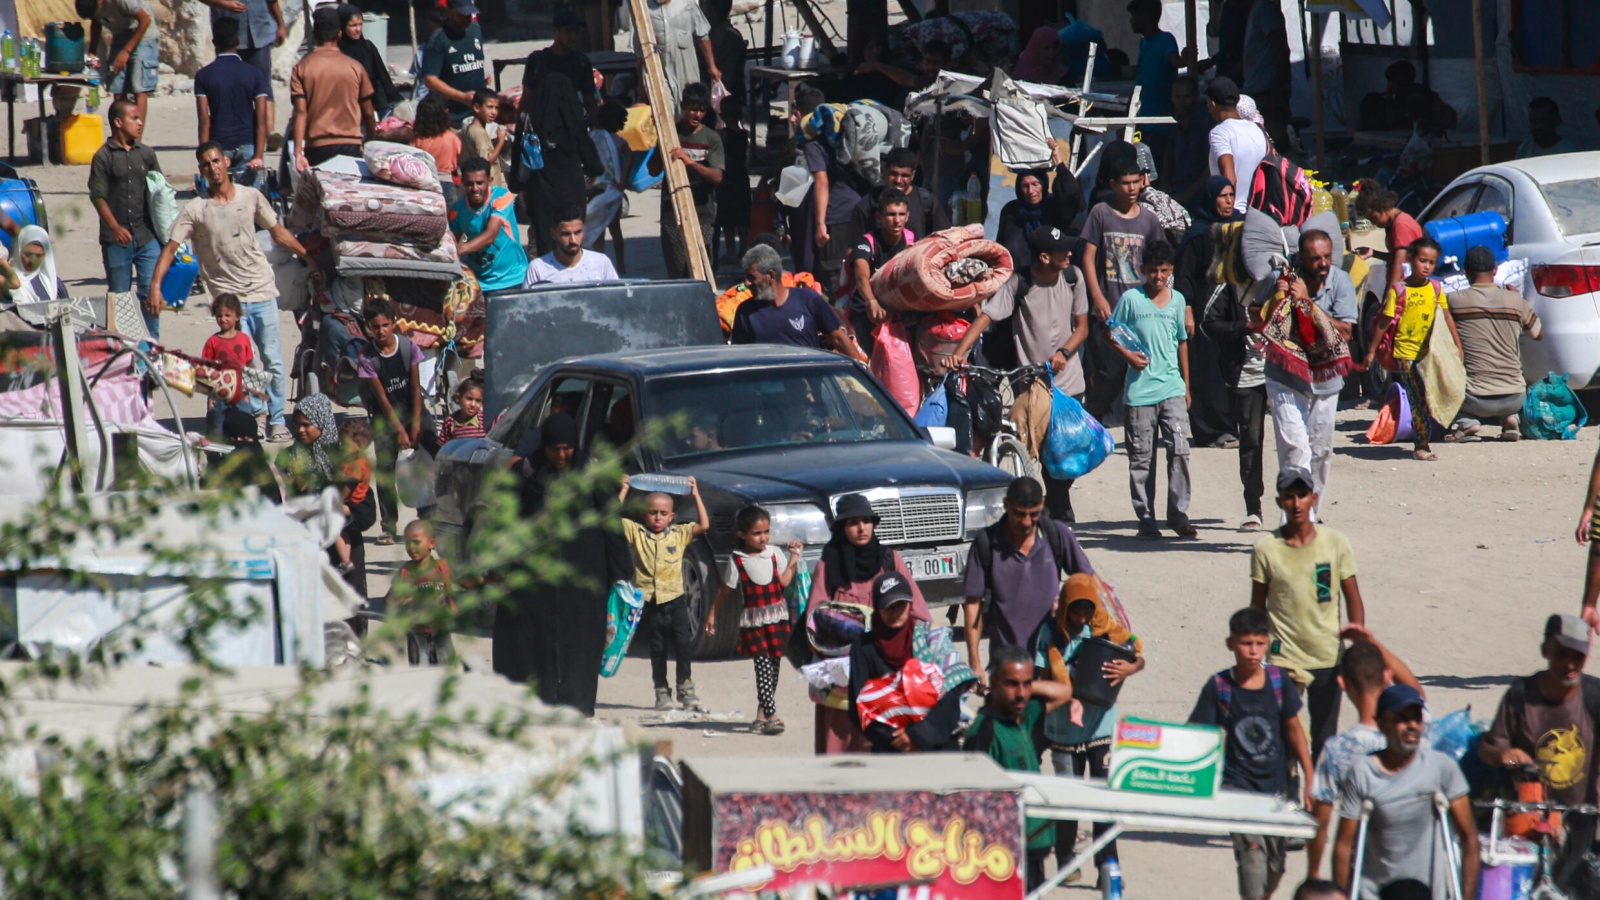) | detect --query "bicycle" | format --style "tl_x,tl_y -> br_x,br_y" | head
961,362 -> 1051,488
1476,778 -> 1600,900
